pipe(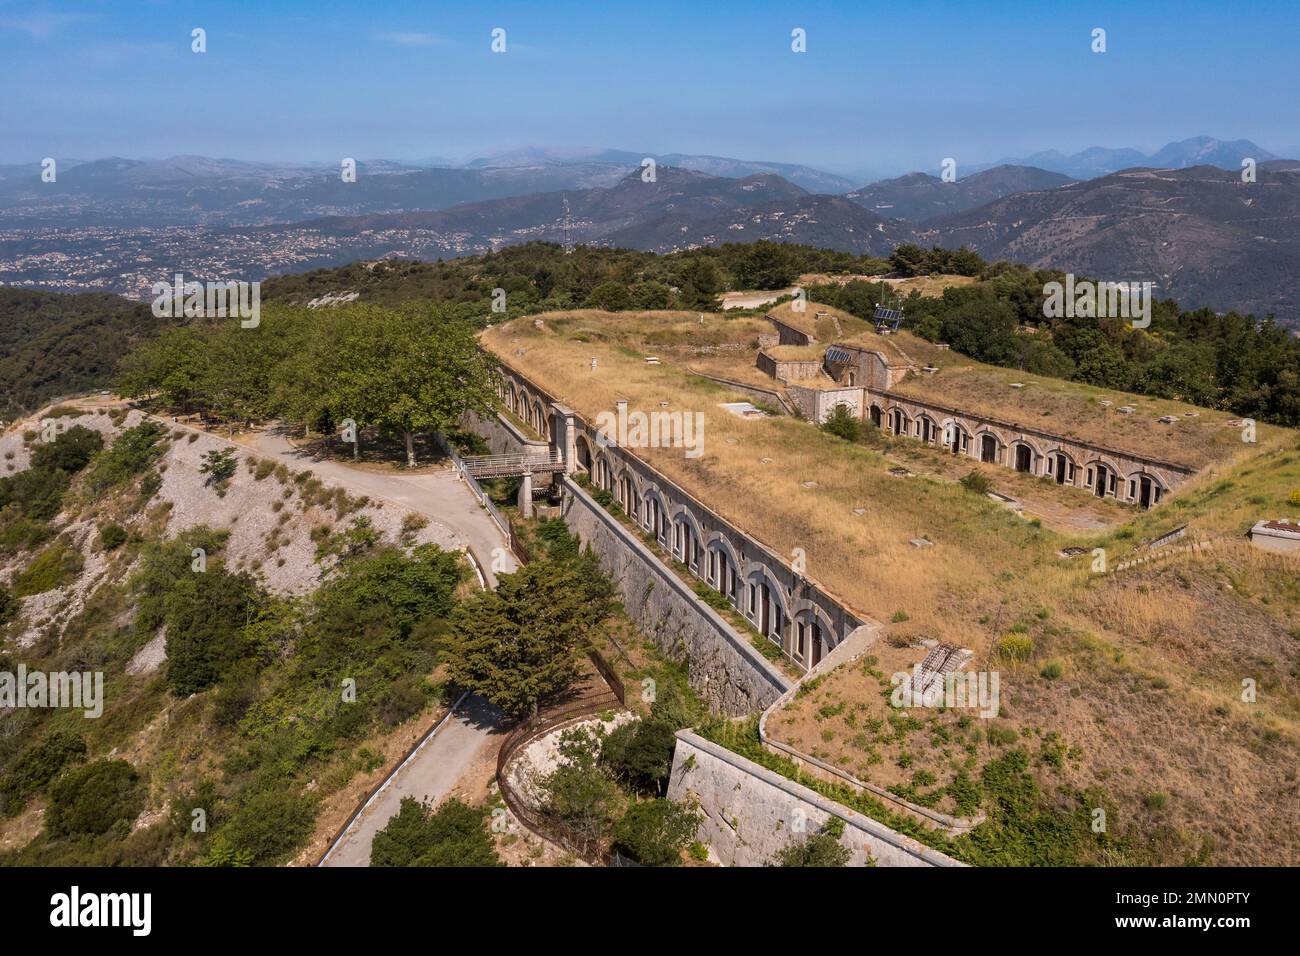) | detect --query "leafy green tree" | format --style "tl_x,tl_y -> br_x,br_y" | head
538,727 -> 626,852
306,304 -> 500,466
210,788 -> 316,866
602,718 -> 678,795
0,730 -> 86,816
370,797 -> 501,867
444,553 -> 612,718
163,566 -> 263,696
611,799 -> 701,866
585,281 -> 632,311
772,818 -> 853,867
